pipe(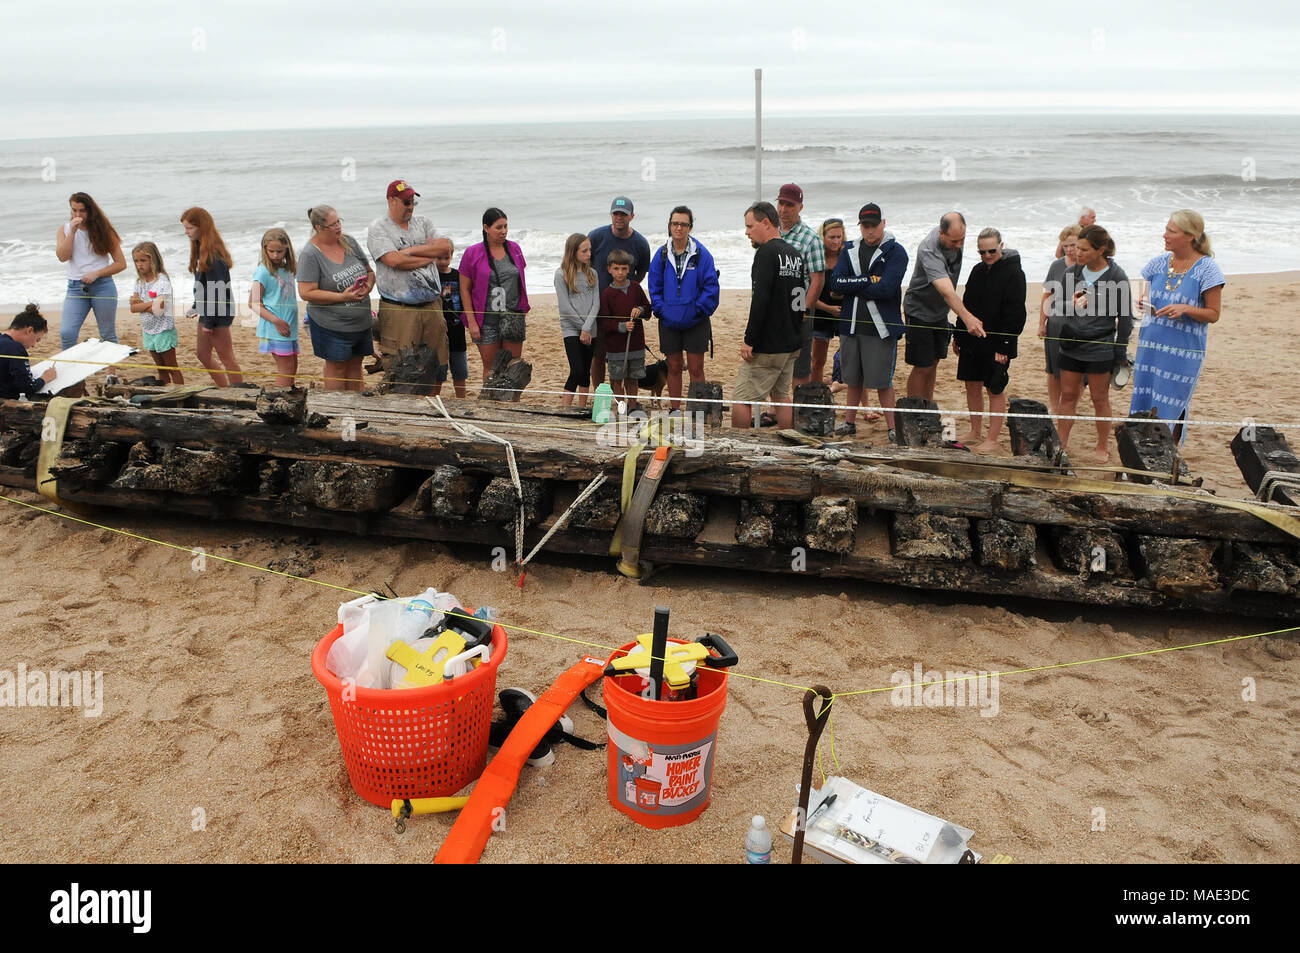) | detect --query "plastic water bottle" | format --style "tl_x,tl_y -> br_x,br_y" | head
473,606 -> 498,623
745,815 -> 772,864
397,596 -> 440,642
592,382 -> 614,423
